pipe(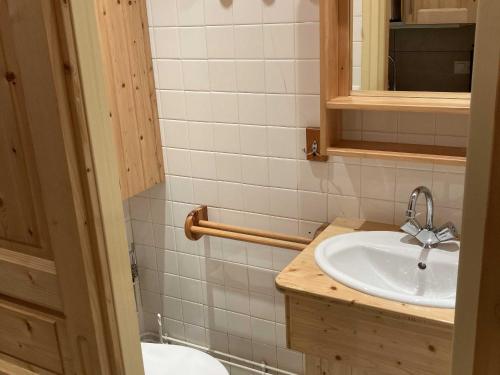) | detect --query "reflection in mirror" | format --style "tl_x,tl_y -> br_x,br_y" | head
352,0 -> 477,93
